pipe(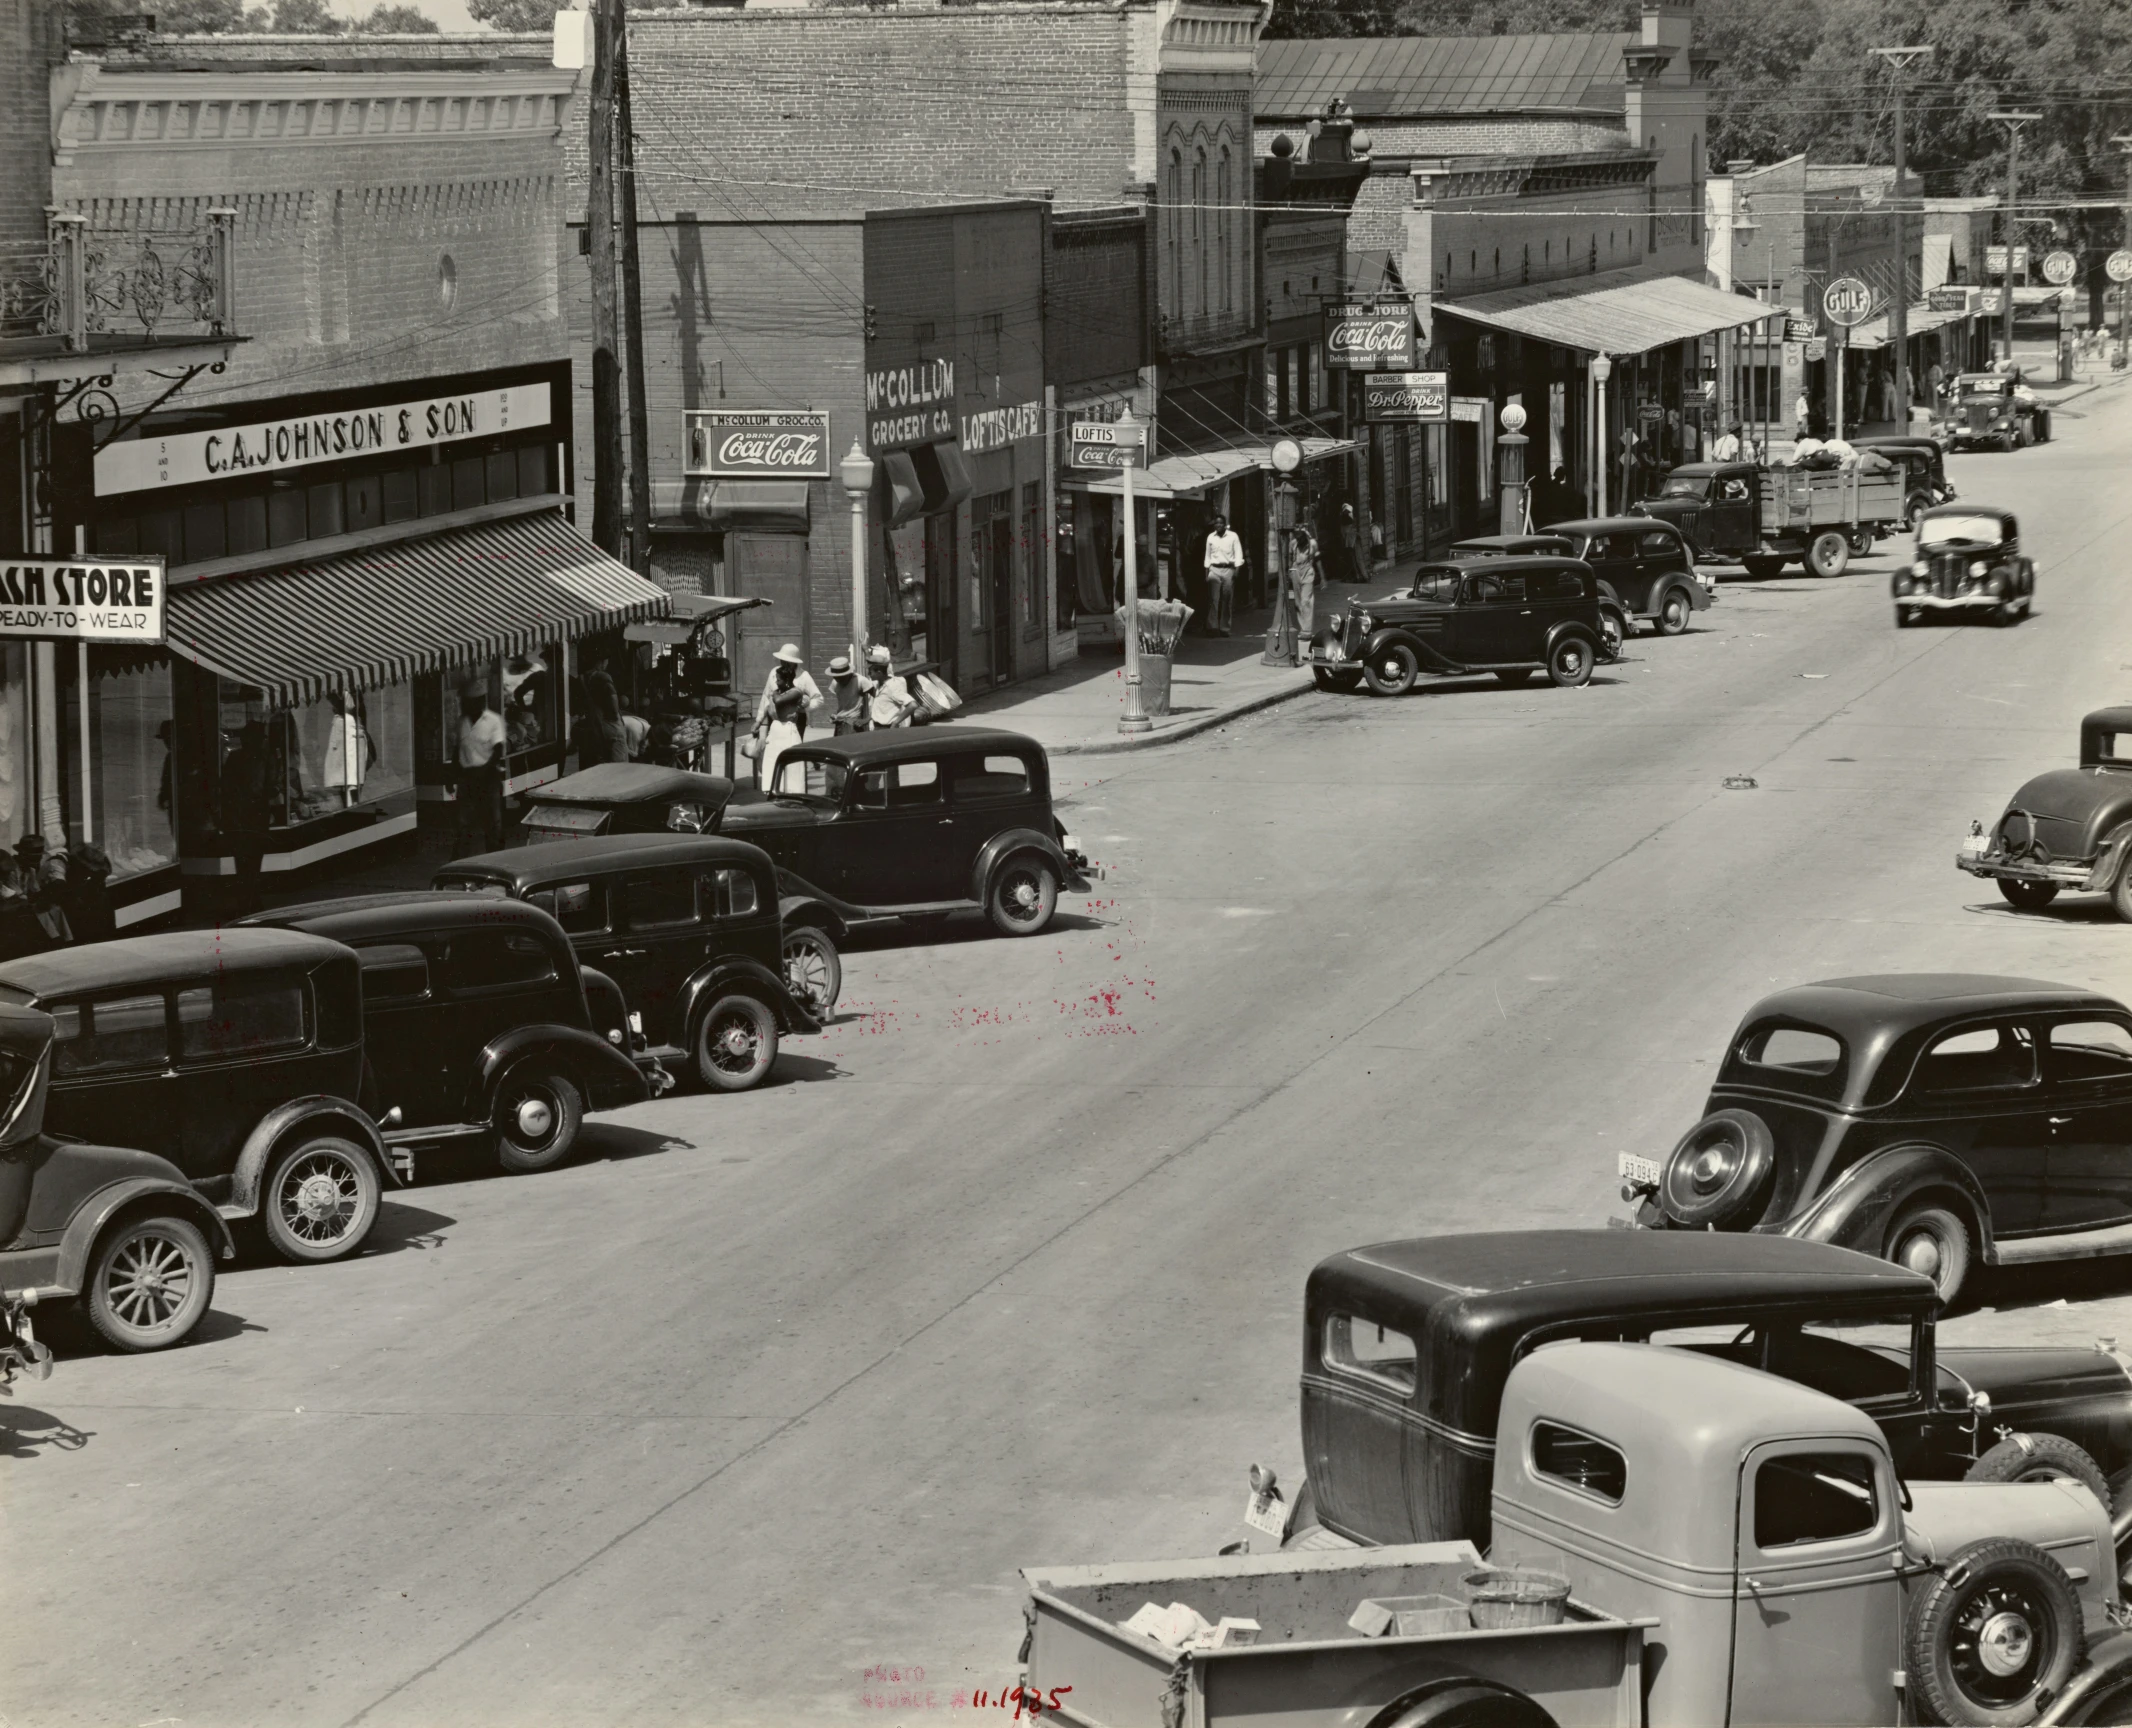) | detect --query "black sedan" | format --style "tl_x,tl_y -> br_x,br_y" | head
1310,555 -> 1604,696
1895,504 -> 2034,628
